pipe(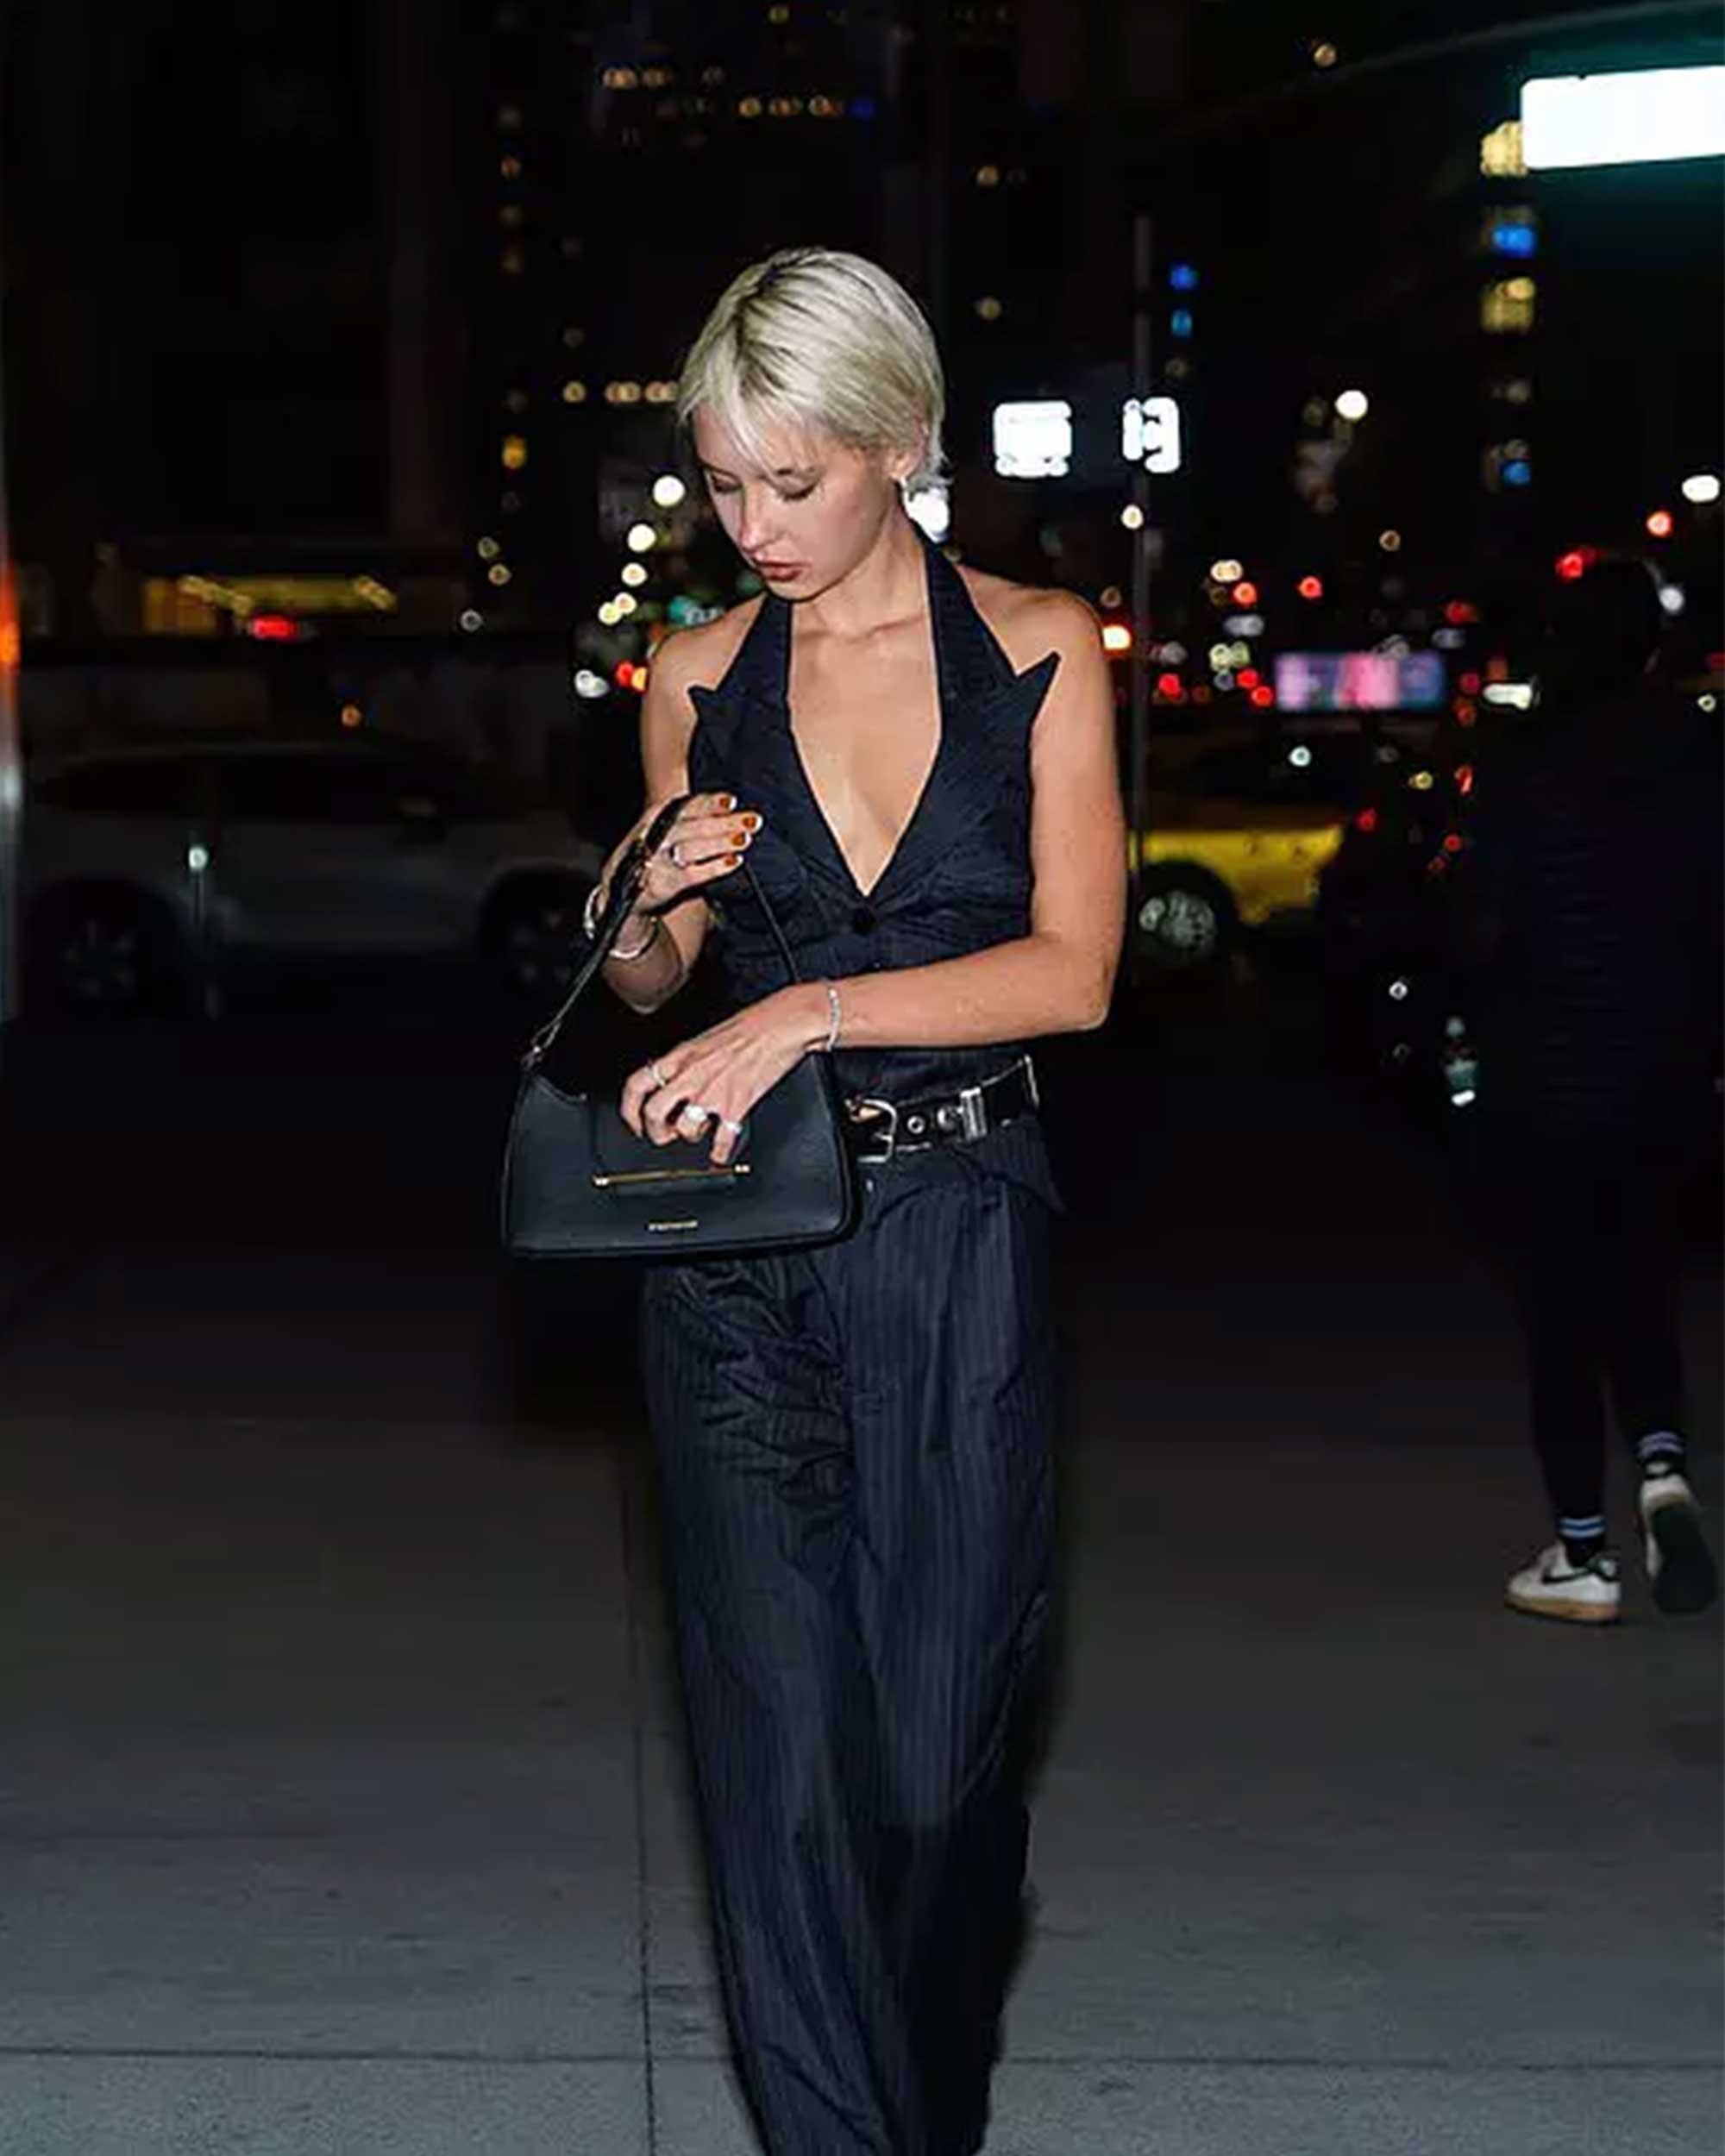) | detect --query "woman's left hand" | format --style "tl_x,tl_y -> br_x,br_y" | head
621,987 -> 822,1167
